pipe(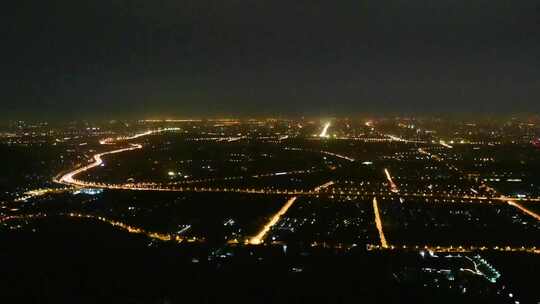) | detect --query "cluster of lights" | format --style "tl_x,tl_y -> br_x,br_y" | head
366,244 -> 539,255
283,147 -> 355,162
248,181 -> 335,245
14,187 -> 72,202
1,212 -> 201,243
46,121 -> 540,259
99,128 -> 180,145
